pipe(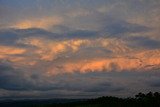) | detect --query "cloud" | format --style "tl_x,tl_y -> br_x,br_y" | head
102,20 -> 151,35
66,30 -> 99,39
0,52 -> 159,98
0,63 -> 29,91
84,82 -> 124,93
0,62 -> 124,94
1,28 -> 160,74
126,36 -> 160,49
149,79 -> 160,88
47,55 -> 160,75
147,75 -> 160,88
0,0 -> 160,99
18,37 -> 91,61
0,45 -> 26,62
10,16 -> 63,30
0,62 -> 61,91
0,45 -> 25,55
